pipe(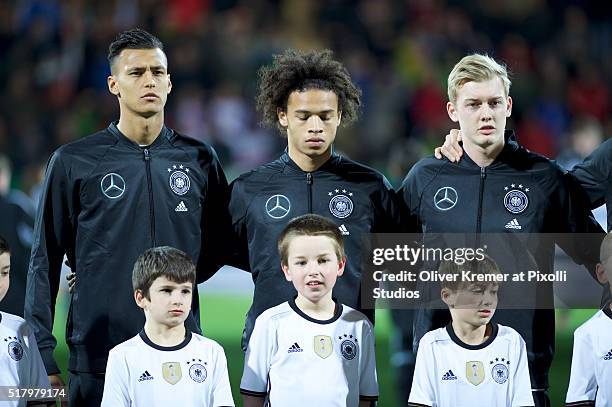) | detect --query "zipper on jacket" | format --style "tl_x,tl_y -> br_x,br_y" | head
476,166 -> 486,233
143,148 -> 156,245
306,173 -> 313,213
